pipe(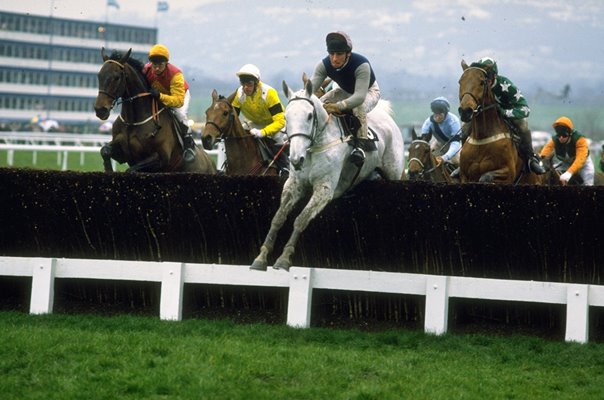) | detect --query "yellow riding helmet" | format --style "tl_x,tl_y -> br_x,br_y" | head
148,44 -> 170,62
552,116 -> 573,131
